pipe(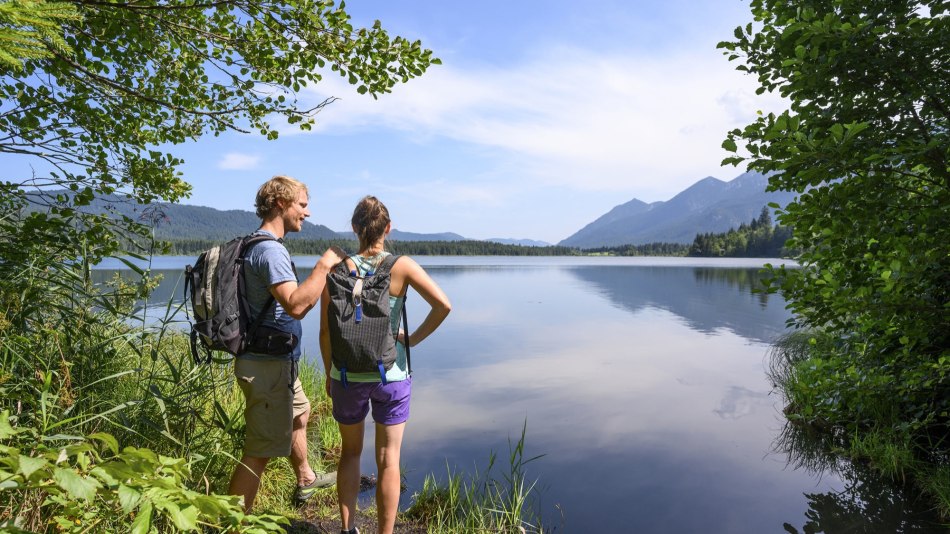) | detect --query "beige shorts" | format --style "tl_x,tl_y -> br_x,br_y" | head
234,357 -> 311,458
